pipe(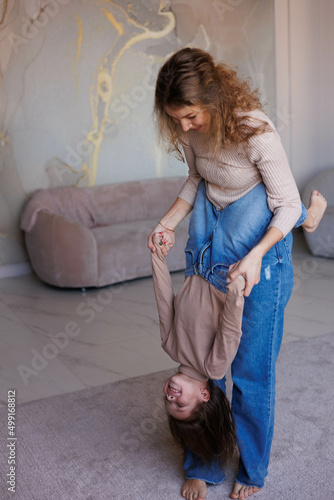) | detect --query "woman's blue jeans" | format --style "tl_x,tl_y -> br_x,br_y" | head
183,181 -> 308,488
